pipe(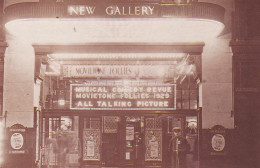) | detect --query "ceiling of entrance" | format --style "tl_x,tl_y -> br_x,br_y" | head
5,18 -> 224,44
